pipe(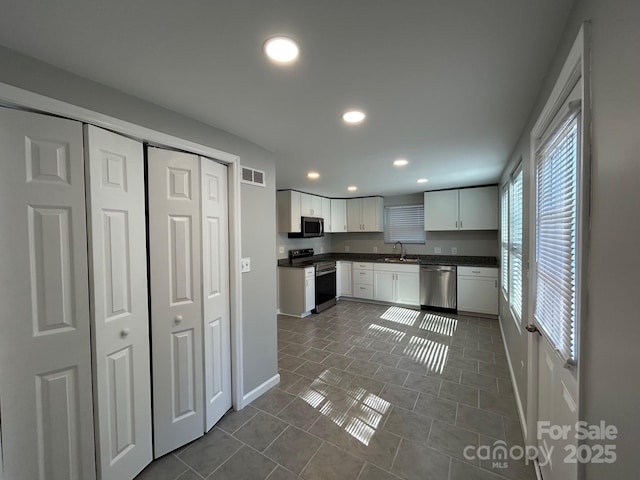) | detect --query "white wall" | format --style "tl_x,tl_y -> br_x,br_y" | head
0,45 -> 278,397
499,0 -> 640,476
